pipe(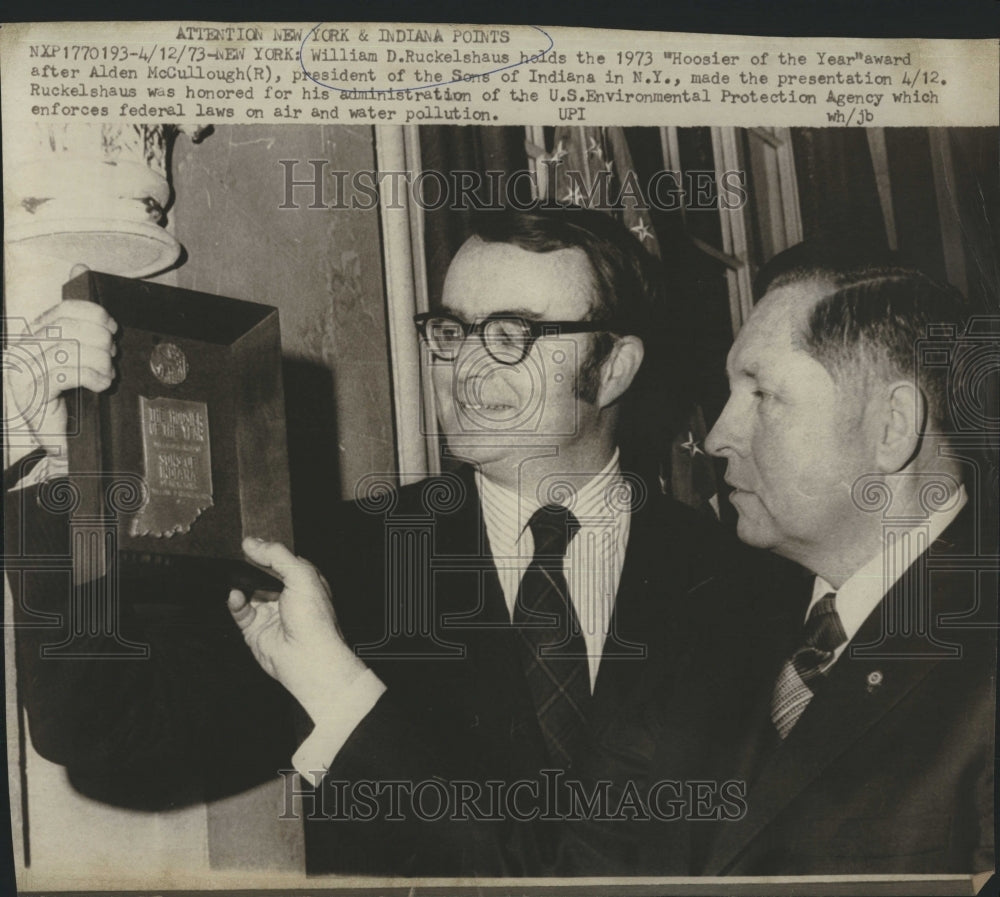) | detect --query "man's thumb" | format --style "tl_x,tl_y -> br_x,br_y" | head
228,590 -> 256,631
